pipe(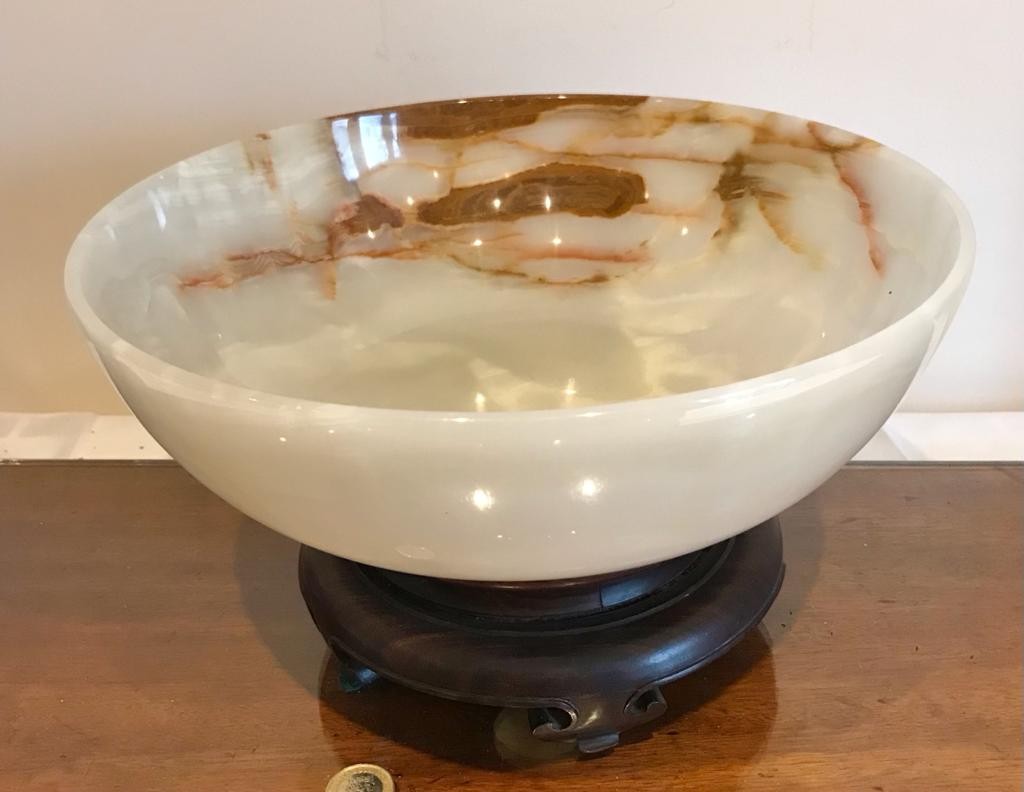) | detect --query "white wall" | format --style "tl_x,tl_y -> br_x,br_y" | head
2,0 -> 1021,413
